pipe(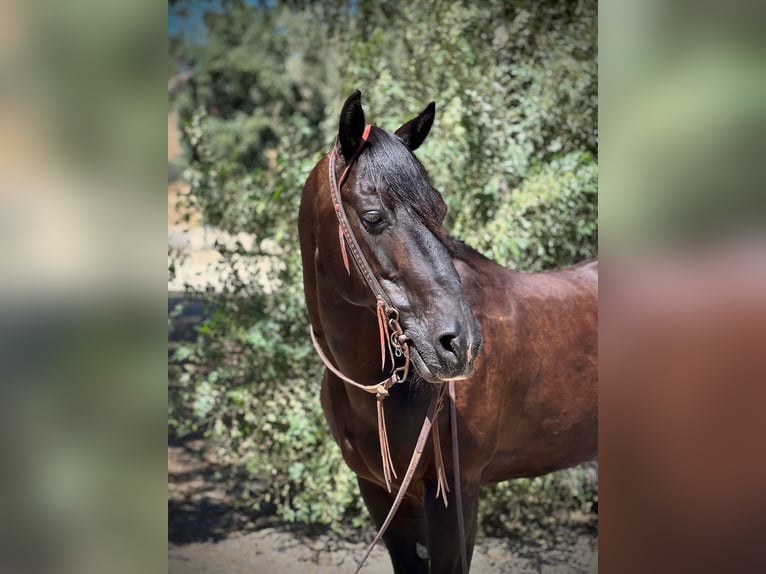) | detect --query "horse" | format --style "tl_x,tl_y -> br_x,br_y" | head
298,90 -> 598,573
